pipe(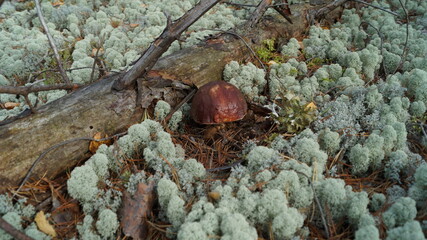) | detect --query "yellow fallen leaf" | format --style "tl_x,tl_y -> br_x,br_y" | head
305,101 -> 317,111
208,191 -> 221,201
35,211 -> 57,237
267,60 -> 277,66
89,132 -> 112,154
